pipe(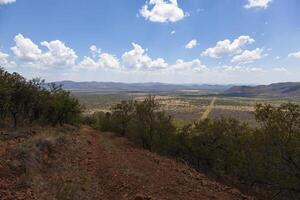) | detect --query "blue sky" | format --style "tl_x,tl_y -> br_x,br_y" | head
0,0 -> 300,84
